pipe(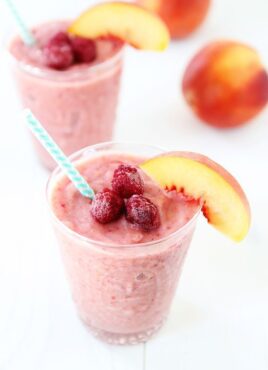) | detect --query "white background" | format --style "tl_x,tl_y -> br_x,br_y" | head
0,0 -> 268,369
